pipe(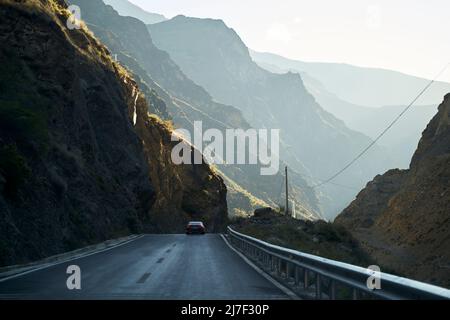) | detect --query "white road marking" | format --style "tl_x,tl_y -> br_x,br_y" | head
220,234 -> 300,300
0,235 -> 145,283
